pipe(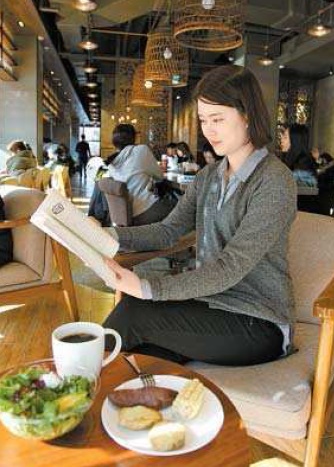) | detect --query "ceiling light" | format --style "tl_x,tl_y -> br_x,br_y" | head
50,70 -> 54,75
163,47 -> 172,60
258,56 -> 274,66
83,61 -> 97,73
86,81 -> 98,88
307,16 -> 331,37
17,20 -> 25,28
90,102 -> 98,107
88,93 -> 98,98
74,1 -> 98,12
79,39 -> 98,51
202,0 -> 215,10
176,95 -> 181,100
330,66 -> 334,76
257,46 -> 274,66
145,80 -> 153,89
38,35 -> 45,41
279,64 -> 285,69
